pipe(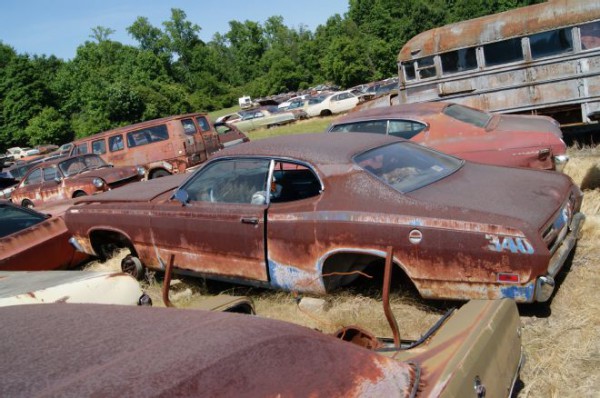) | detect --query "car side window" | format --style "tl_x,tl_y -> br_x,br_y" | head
330,121 -> 387,134
269,161 -> 321,203
23,169 -> 42,186
184,159 -> 271,204
109,135 -> 124,152
0,204 -> 46,238
92,139 -> 106,154
42,167 -> 57,181
388,120 -> 426,139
